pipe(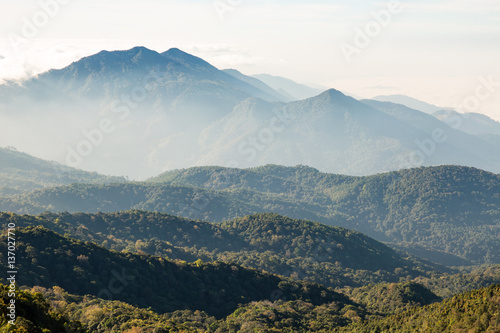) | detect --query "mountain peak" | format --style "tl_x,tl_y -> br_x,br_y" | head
309,88 -> 356,105
87,46 -> 160,60
164,47 -> 185,55
59,46 -> 165,74
162,48 -> 217,71
129,46 -> 153,52
320,88 -> 346,98
126,46 -> 164,63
